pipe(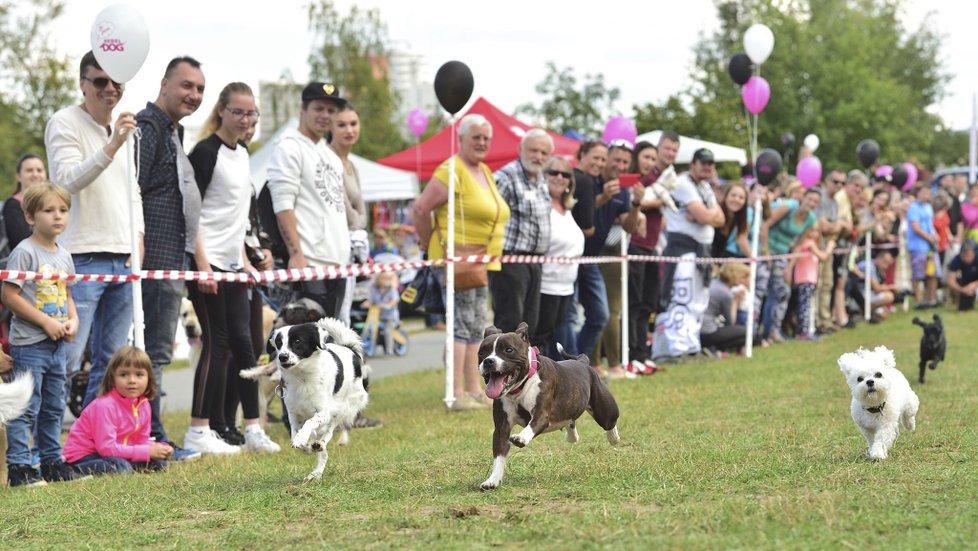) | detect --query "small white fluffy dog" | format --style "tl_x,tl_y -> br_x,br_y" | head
264,317 -> 370,481
838,346 -> 919,461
